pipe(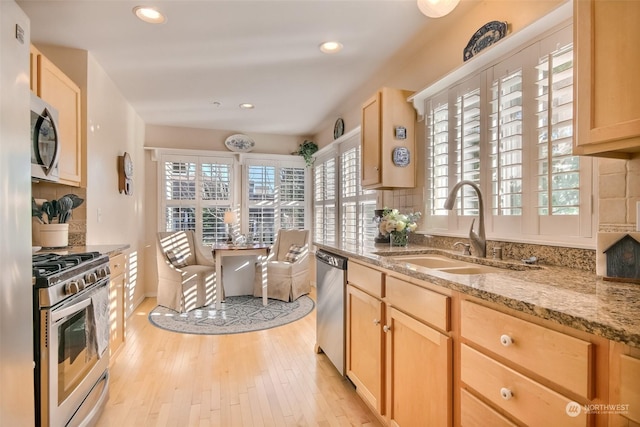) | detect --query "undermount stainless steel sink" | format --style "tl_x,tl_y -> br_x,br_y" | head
390,254 -> 465,269
390,254 -> 503,275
